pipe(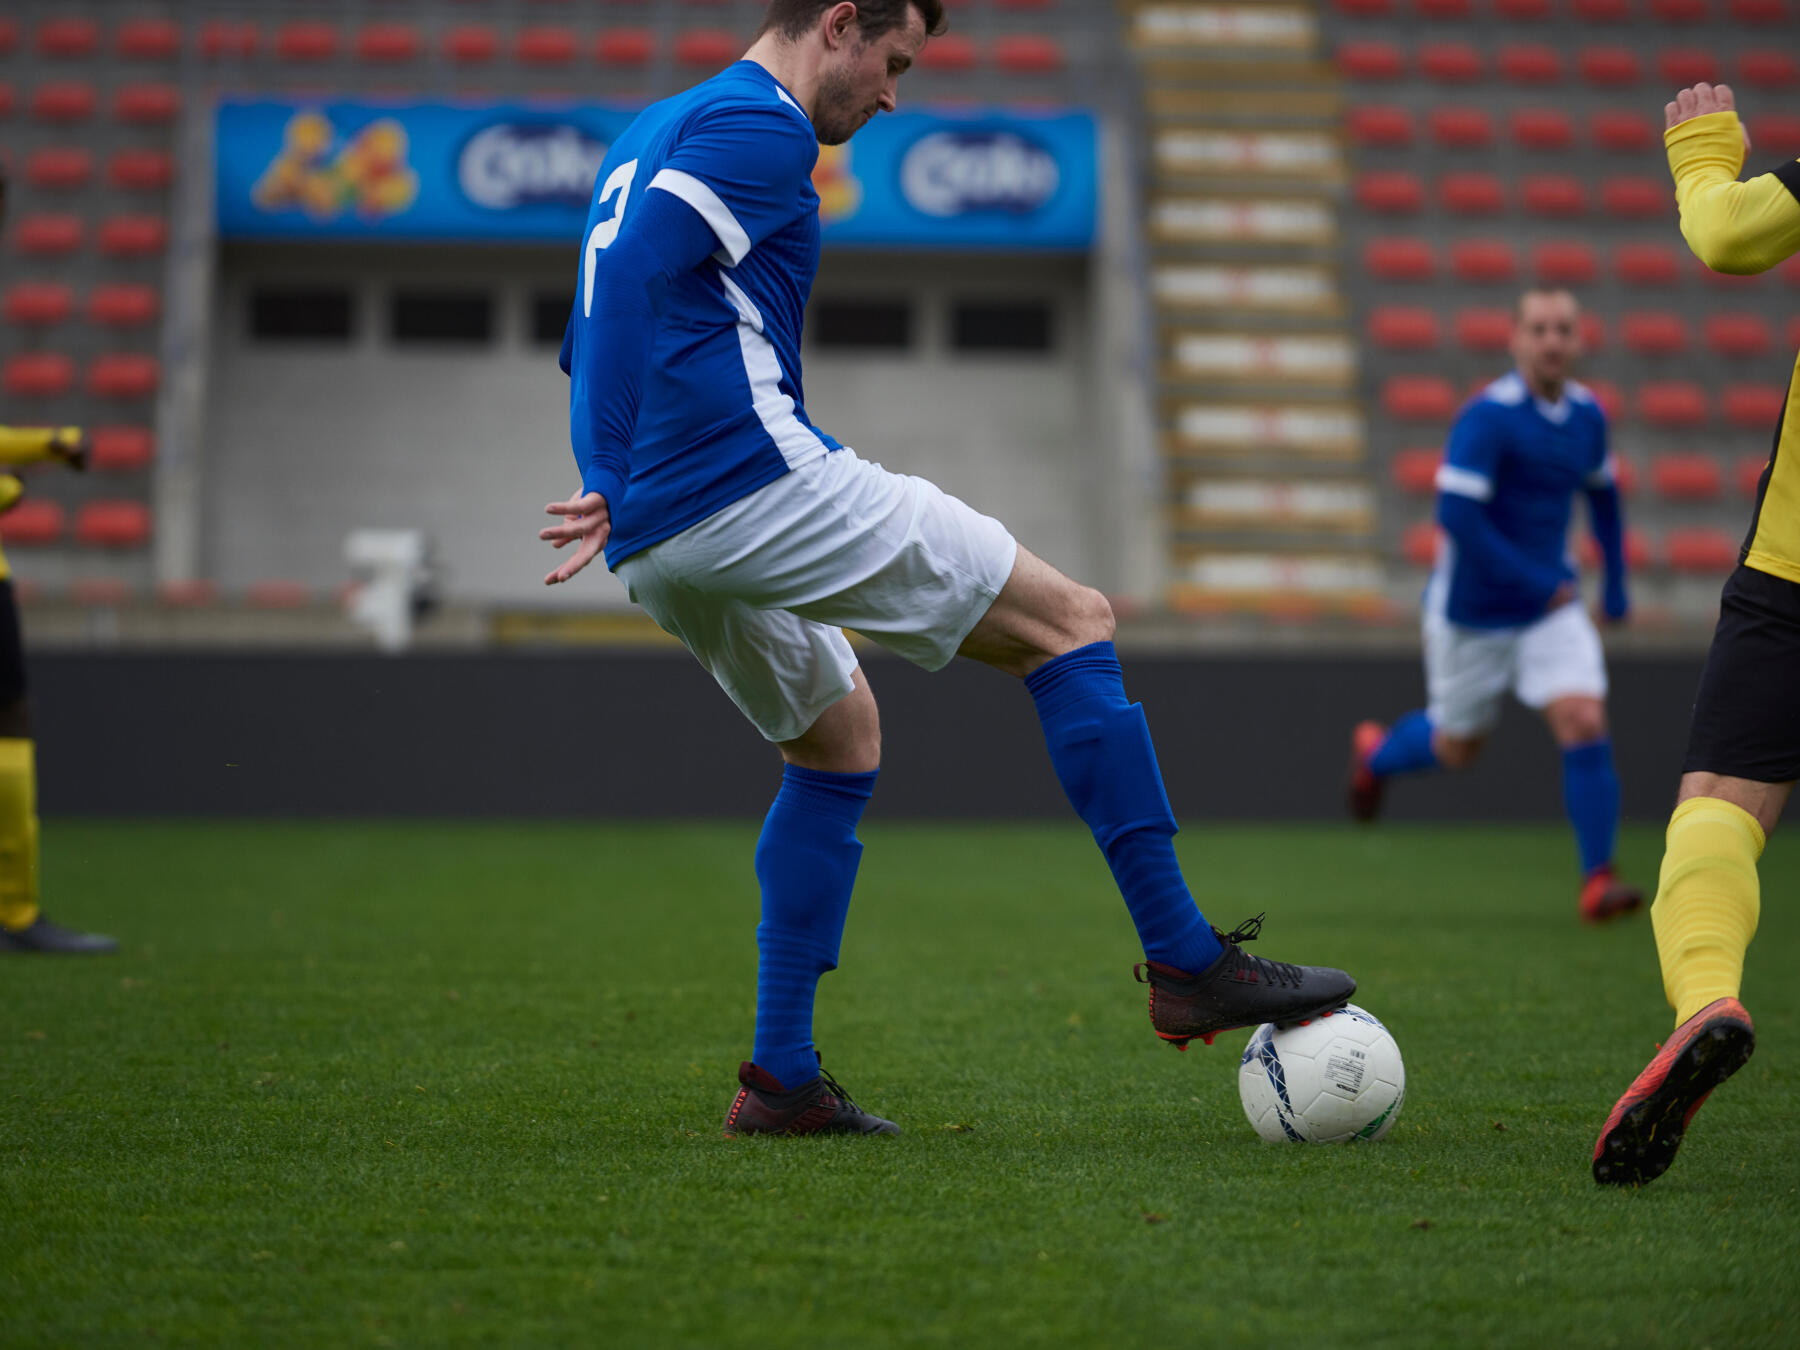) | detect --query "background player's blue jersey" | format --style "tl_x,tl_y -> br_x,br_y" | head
1431,371 -> 1615,628
560,61 -> 841,566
